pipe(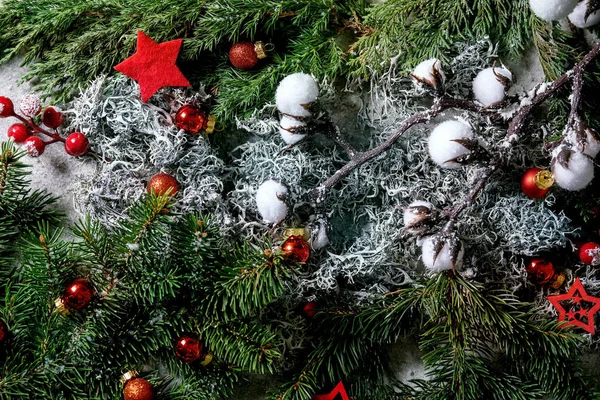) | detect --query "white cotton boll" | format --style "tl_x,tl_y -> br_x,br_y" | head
552,149 -> 595,191
403,201 -> 436,234
529,0 -> 578,21
412,58 -> 445,90
472,67 -> 512,107
311,226 -> 329,250
275,73 -> 319,117
569,0 -> 600,28
420,234 -> 465,272
279,115 -> 307,145
256,180 -> 289,224
571,128 -> 600,158
428,120 -> 474,169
